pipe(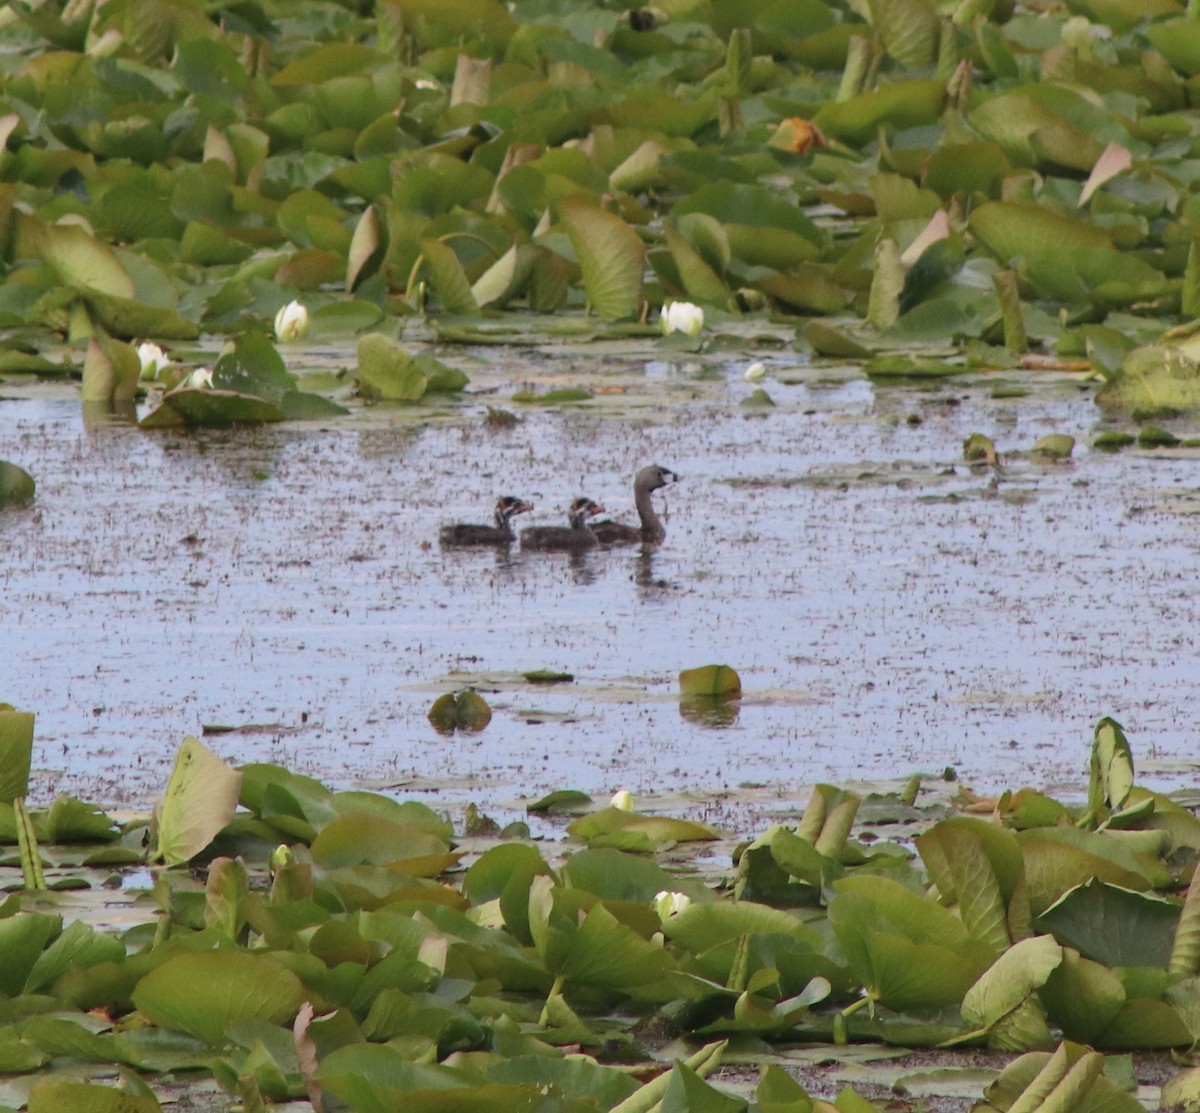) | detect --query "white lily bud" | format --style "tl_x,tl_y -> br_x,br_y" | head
136,342 -> 172,381
659,301 -> 705,336
187,367 -> 214,390
274,299 -> 310,342
610,789 -> 634,811
744,360 -> 766,381
653,890 -> 691,919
